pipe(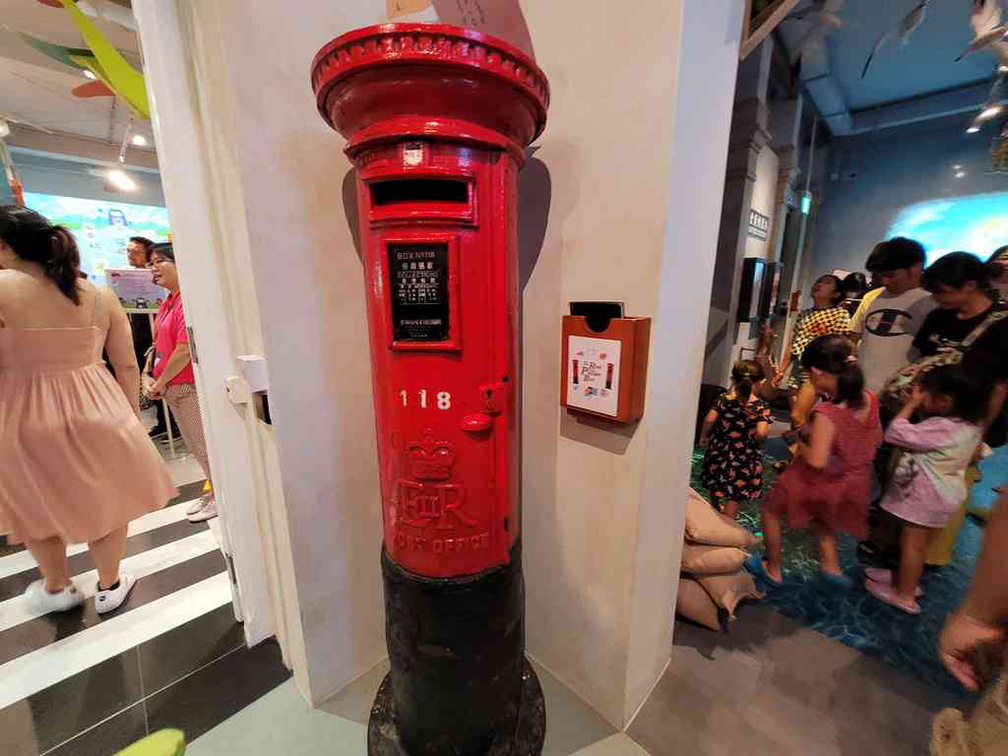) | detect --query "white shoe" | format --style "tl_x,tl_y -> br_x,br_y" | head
24,579 -> 84,614
187,495 -> 217,523
185,494 -> 208,516
95,573 -> 136,614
